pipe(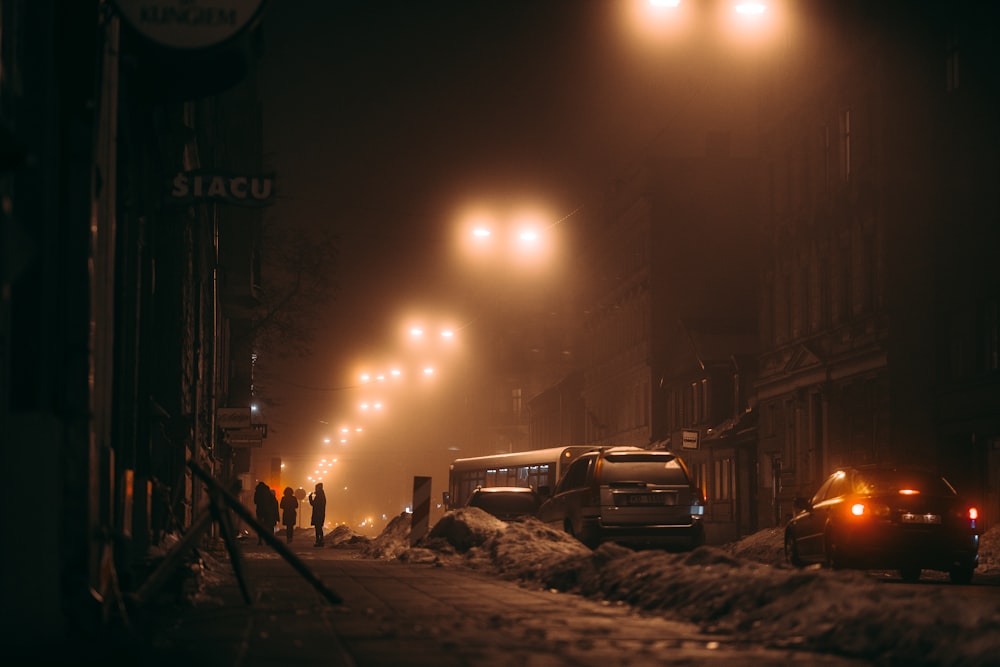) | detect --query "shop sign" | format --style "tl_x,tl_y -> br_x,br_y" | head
170,170 -> 274,207
113,0 -> 266,50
